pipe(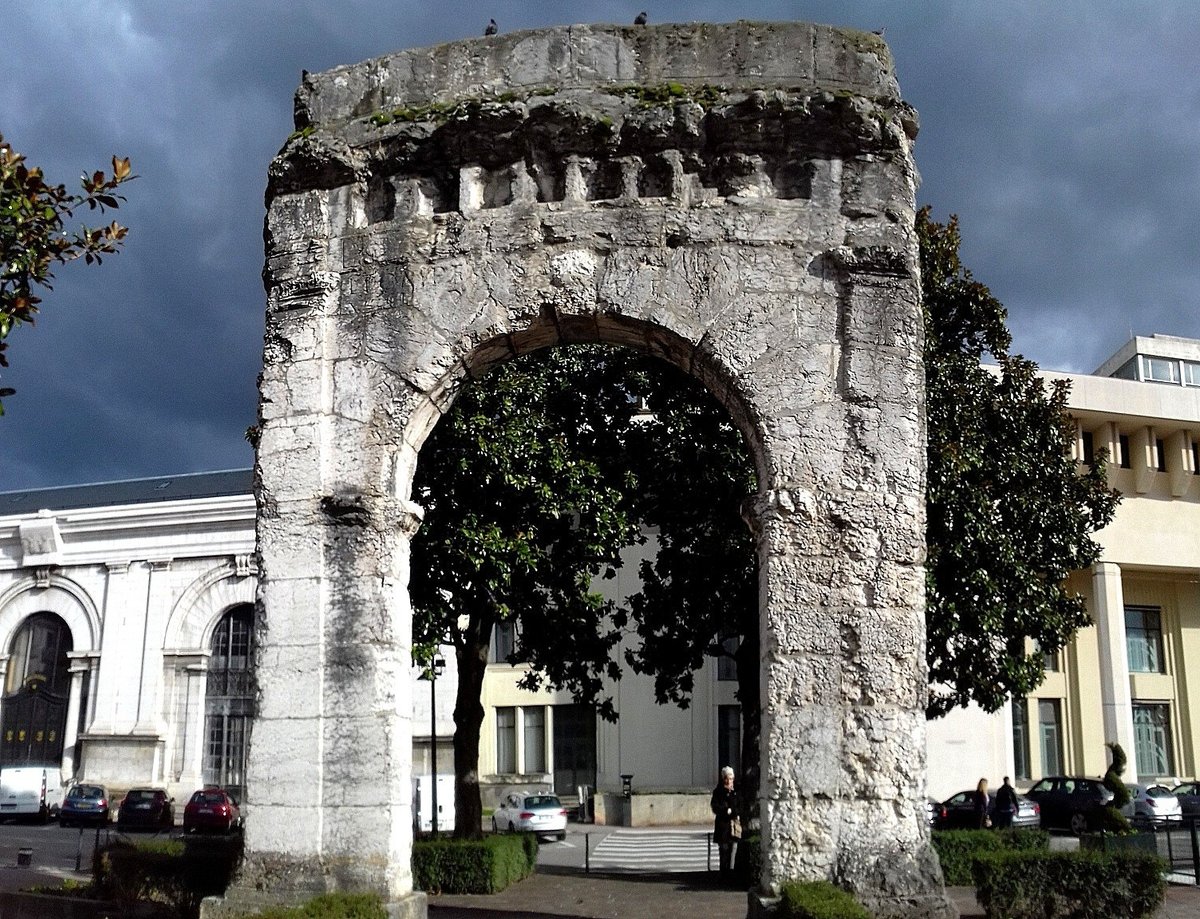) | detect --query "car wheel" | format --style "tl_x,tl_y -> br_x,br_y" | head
557,832 -> 566,841
1069,812 -> 1089,835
